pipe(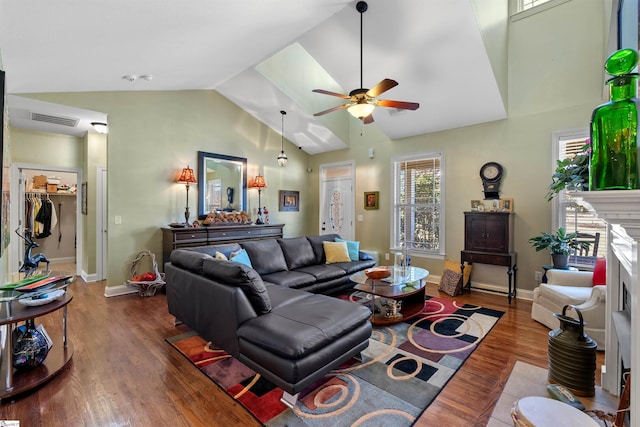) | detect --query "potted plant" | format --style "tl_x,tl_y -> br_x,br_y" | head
546,141 -> 590,201
528,227 -> 590,269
